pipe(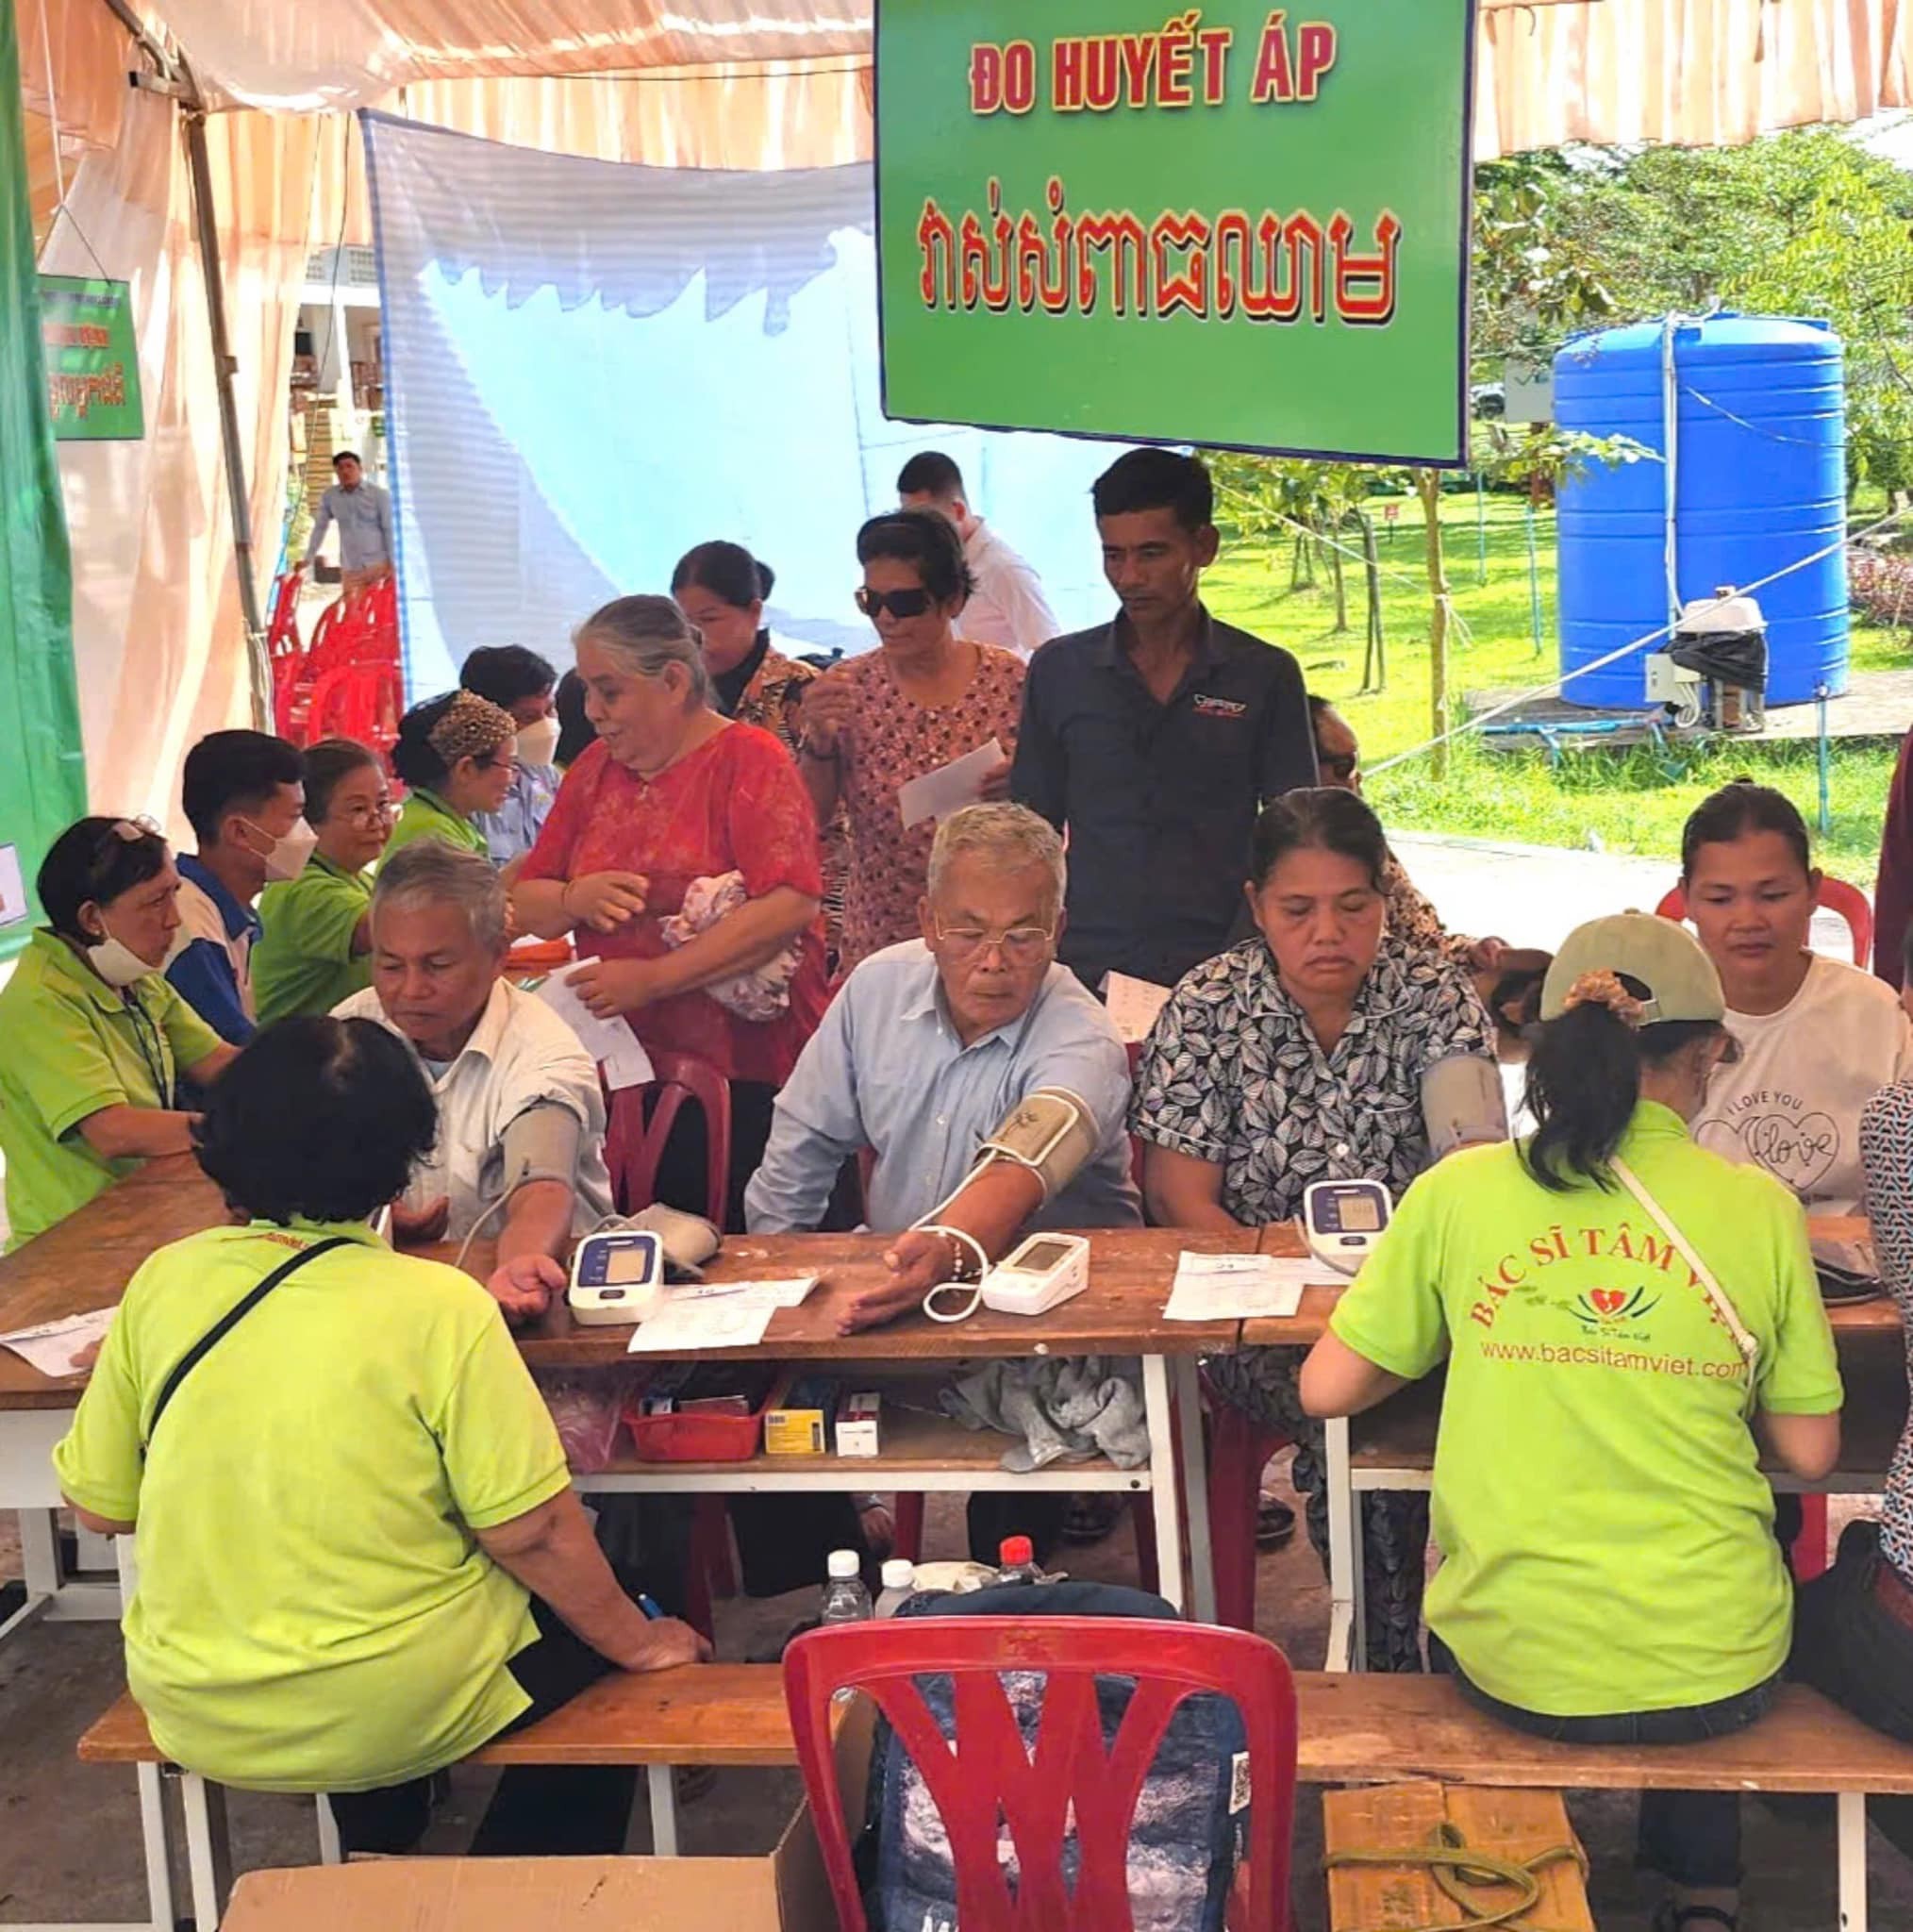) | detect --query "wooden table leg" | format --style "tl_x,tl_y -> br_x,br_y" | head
1170,1355 -> 1217,1624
